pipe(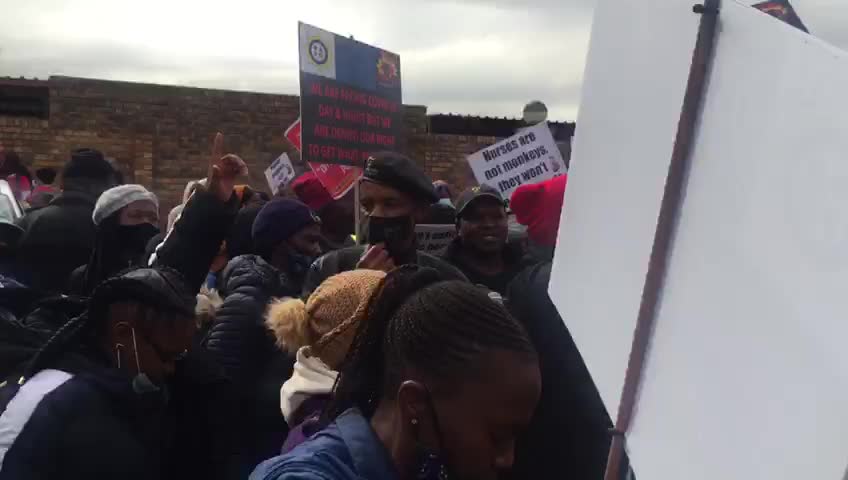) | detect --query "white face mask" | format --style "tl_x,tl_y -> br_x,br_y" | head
438,198 -> 454,208
116,324 -> 163,396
